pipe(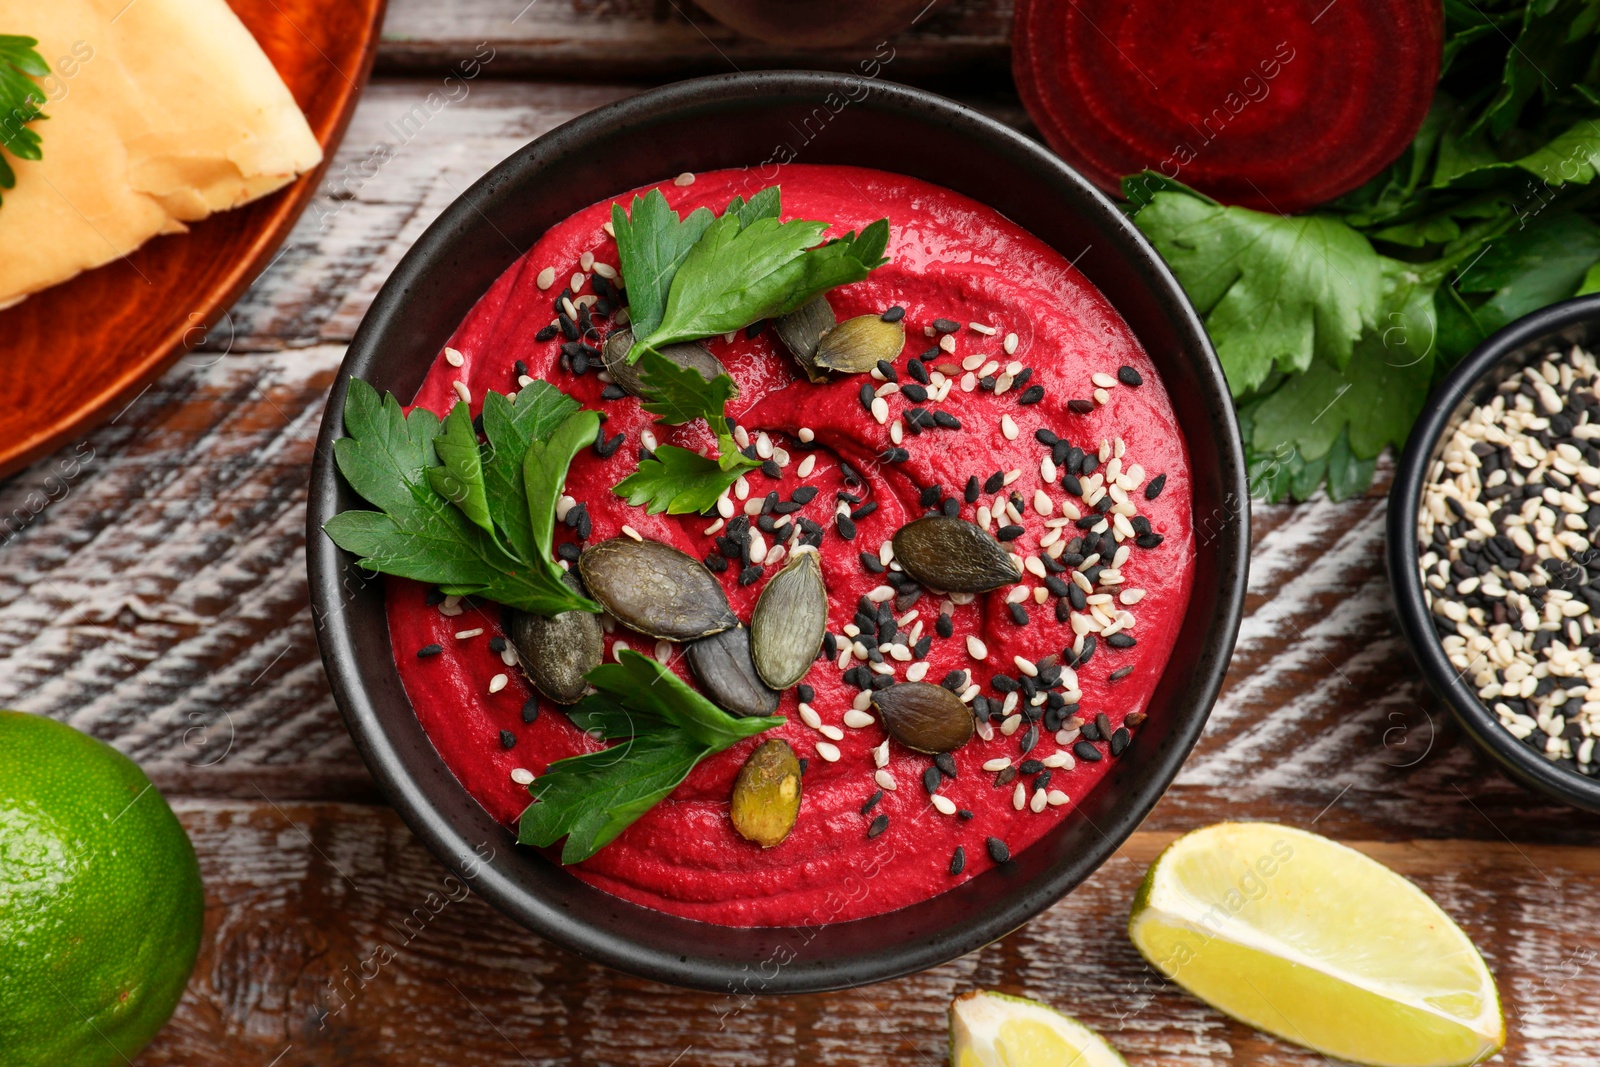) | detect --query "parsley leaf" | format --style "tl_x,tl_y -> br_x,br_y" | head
323,379 -> 598,616
610,189 -> 715,342
609,347 -> 760,515
618,186 -> 889,363
0,35 -> 48,204
518,650 -> 783,862
1132,185 -> 1387,395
